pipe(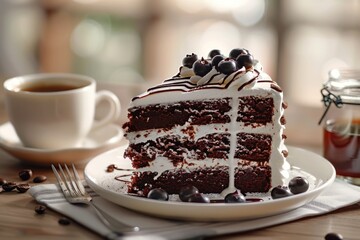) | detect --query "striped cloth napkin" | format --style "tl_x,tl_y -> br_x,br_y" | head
29,179 -> 360,240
